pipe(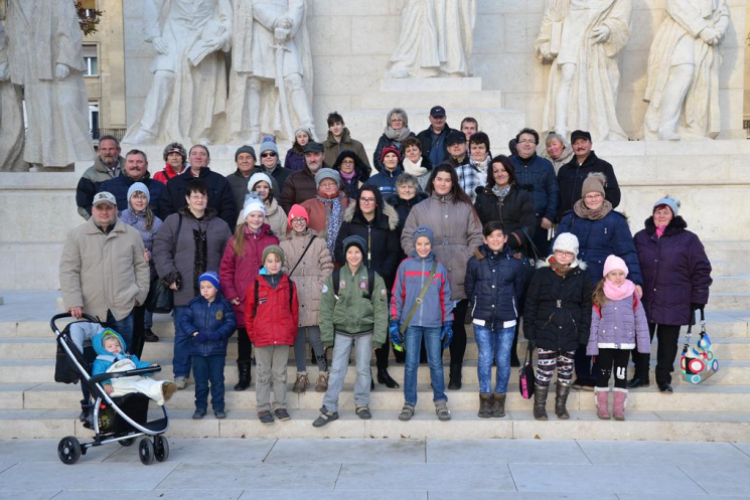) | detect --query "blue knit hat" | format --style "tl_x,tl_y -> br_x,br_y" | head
412,226 -> 434,246
260,136 -> 278,156
198,271 -> 220,290
127,182 -> 150,204
653,195 -> 680,217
